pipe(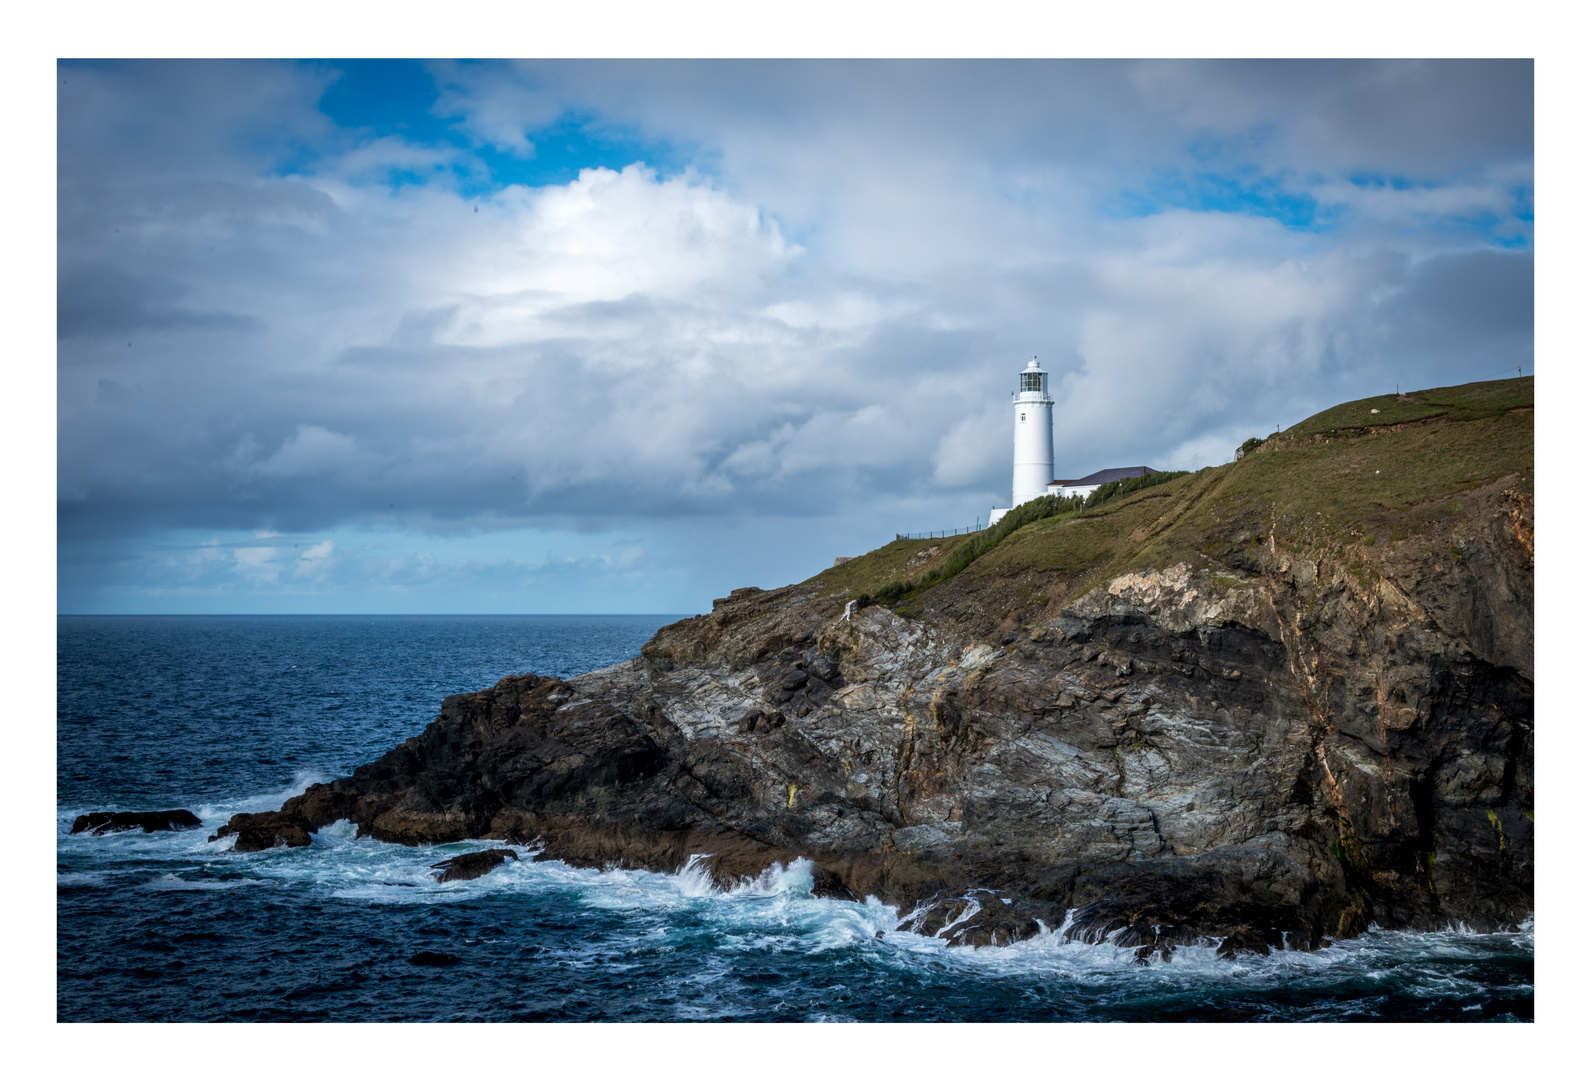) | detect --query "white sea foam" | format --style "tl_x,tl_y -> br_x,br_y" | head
61,771 -> 338,845
670,854 -> 819,899
345,845 -> 1532,991
145,873 -> 273,892
205,769 -> 333,817
672,852 -> 719,897
59,793 -> 1533,1011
